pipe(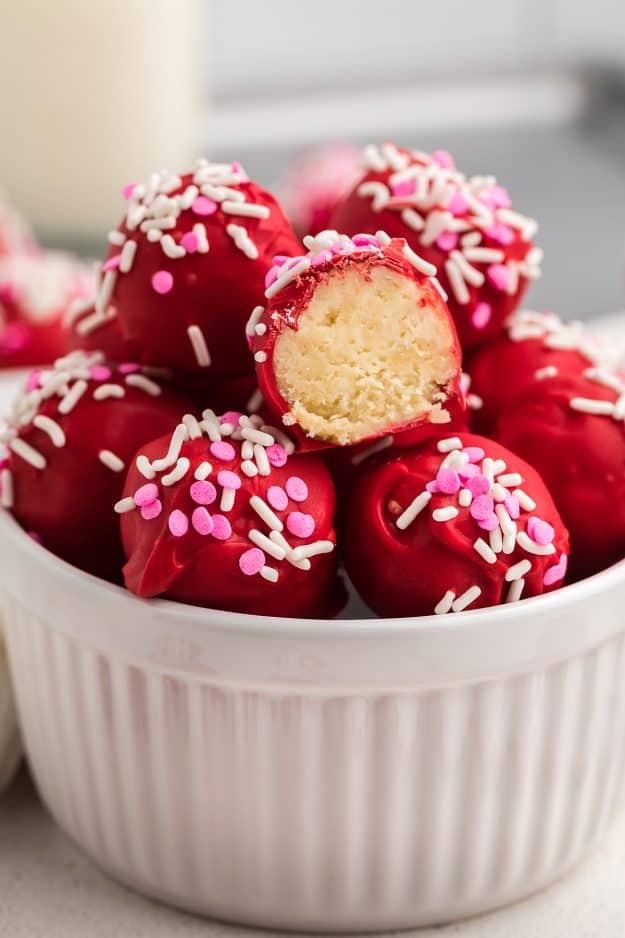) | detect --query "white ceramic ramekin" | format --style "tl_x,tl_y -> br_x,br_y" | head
1,508 -> 625,931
